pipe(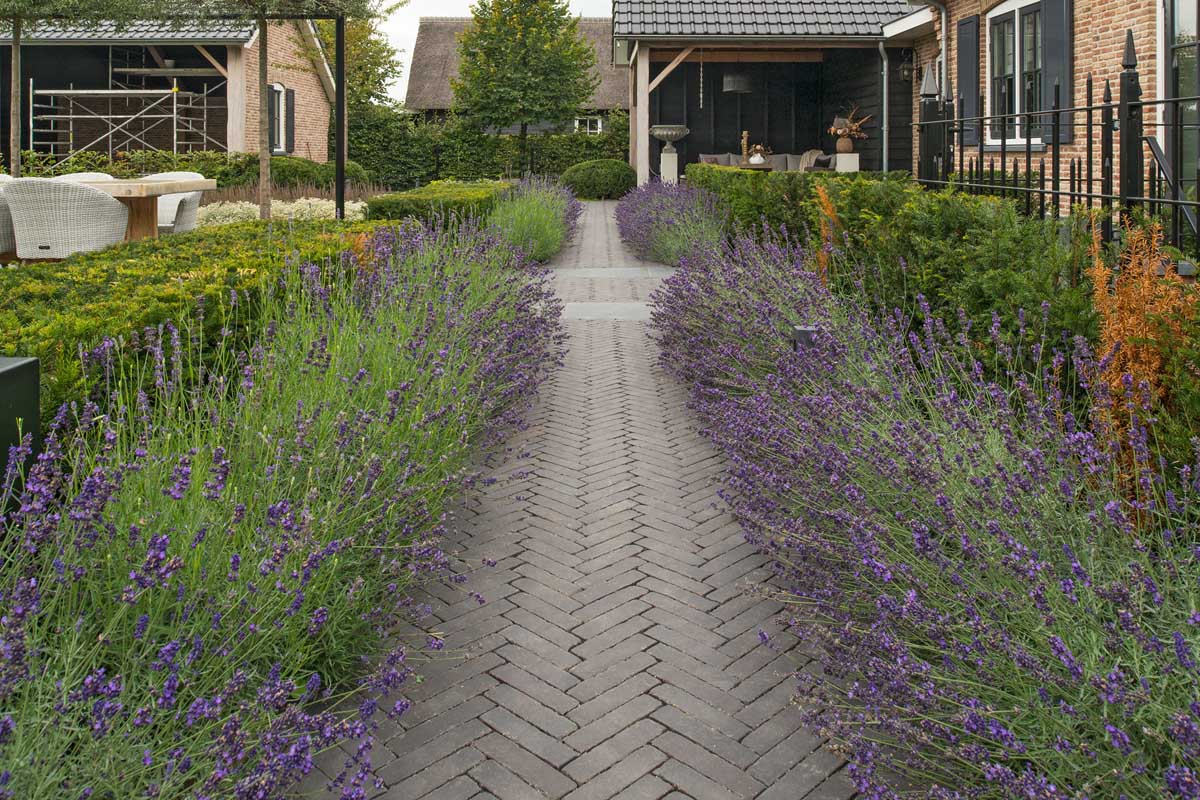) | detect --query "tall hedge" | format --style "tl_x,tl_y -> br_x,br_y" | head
346,106 -> 629,189
21,150 -> 369,189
